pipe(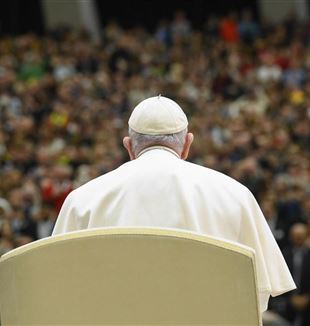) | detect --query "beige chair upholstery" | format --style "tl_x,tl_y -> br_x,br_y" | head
0,228 -> 261,325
